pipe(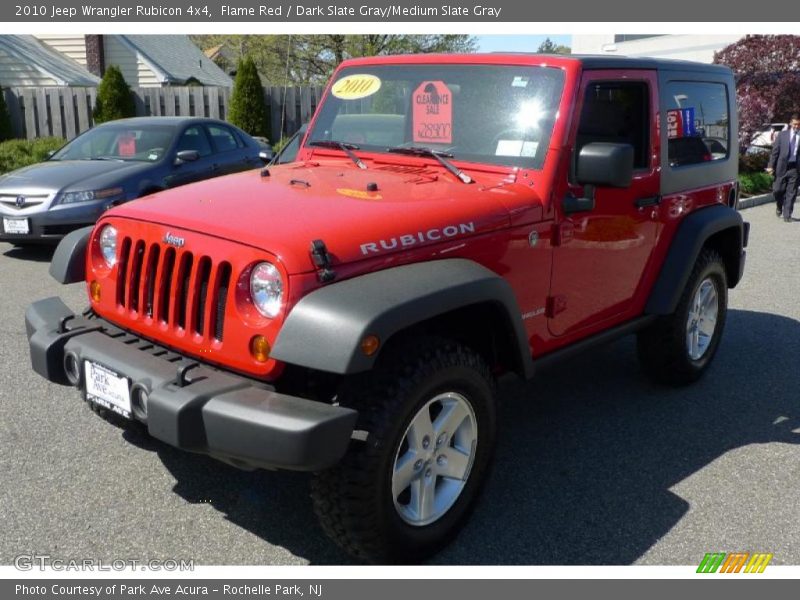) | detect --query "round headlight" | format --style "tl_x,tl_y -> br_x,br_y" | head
250,262 -> 283,318
99,225 -> 117,267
